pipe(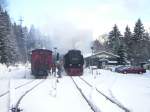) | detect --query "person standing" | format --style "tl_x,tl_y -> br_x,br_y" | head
52,64 -> 56,76
57,60 -> 63,78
